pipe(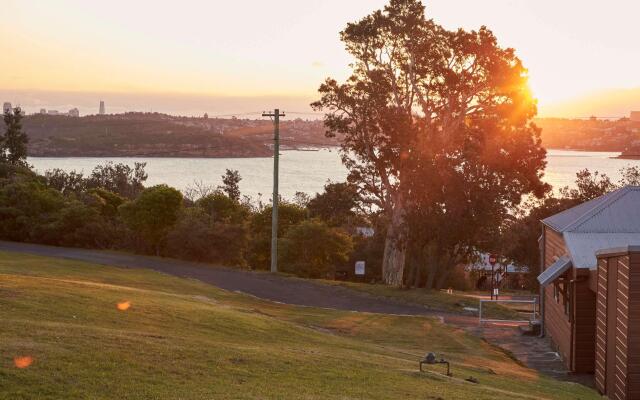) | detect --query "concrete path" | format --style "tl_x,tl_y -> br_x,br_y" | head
0,240 -> 593,386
